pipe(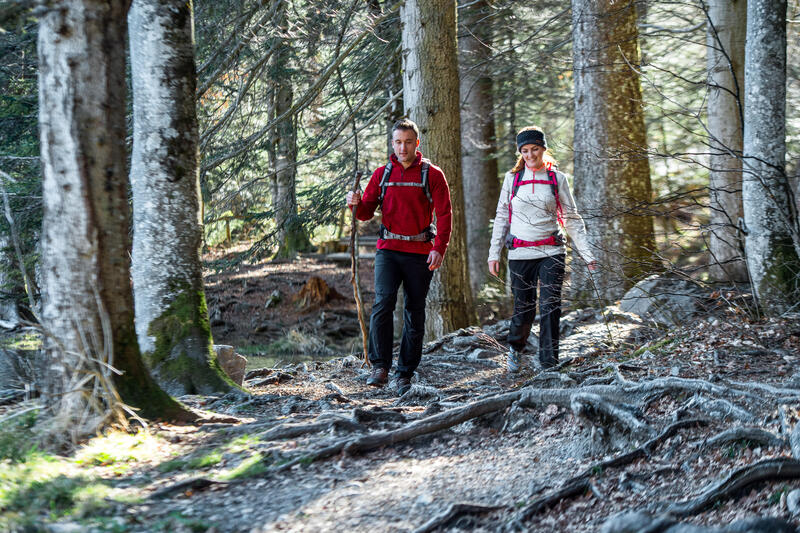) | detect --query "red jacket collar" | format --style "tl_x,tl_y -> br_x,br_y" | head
390,151 -> 423,168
